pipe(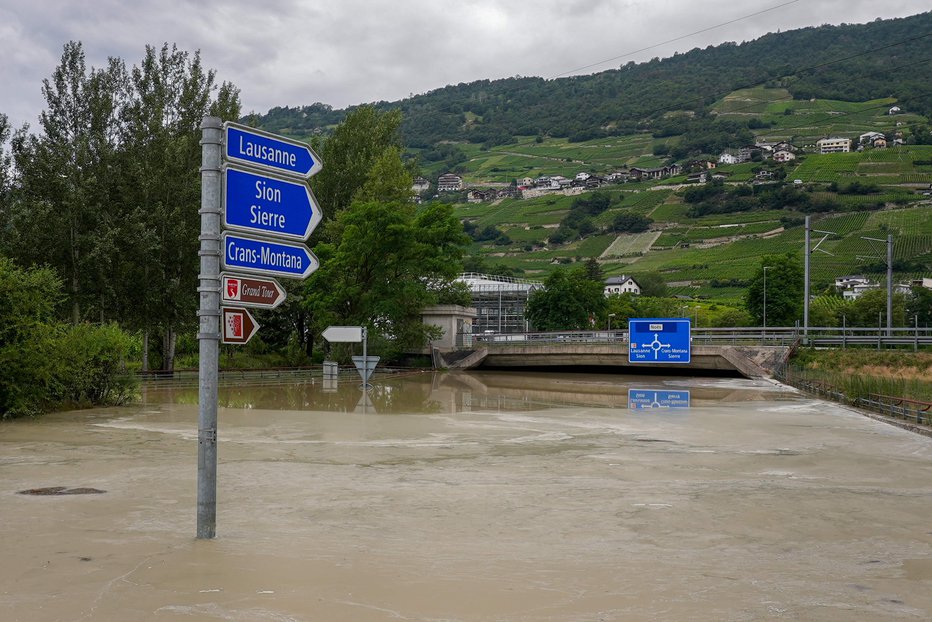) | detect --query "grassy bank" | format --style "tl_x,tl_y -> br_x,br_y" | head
787,348 -> 932,403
